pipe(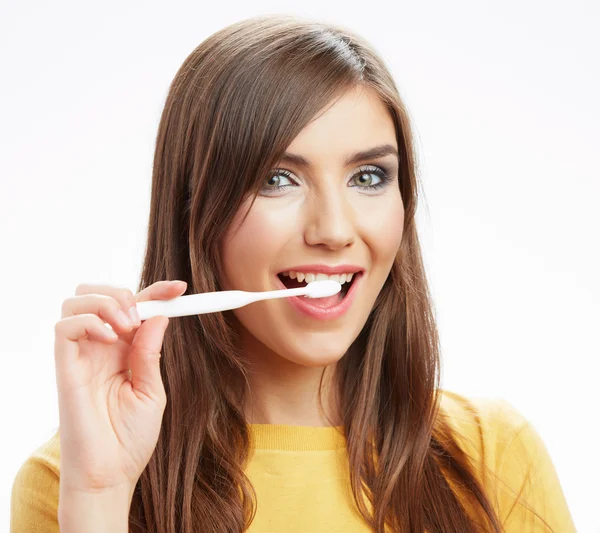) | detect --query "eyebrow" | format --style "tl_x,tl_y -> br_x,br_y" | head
278,144 -> 399,168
